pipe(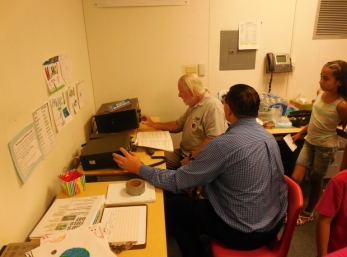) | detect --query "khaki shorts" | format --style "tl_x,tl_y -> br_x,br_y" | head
296,141 -> 337,176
